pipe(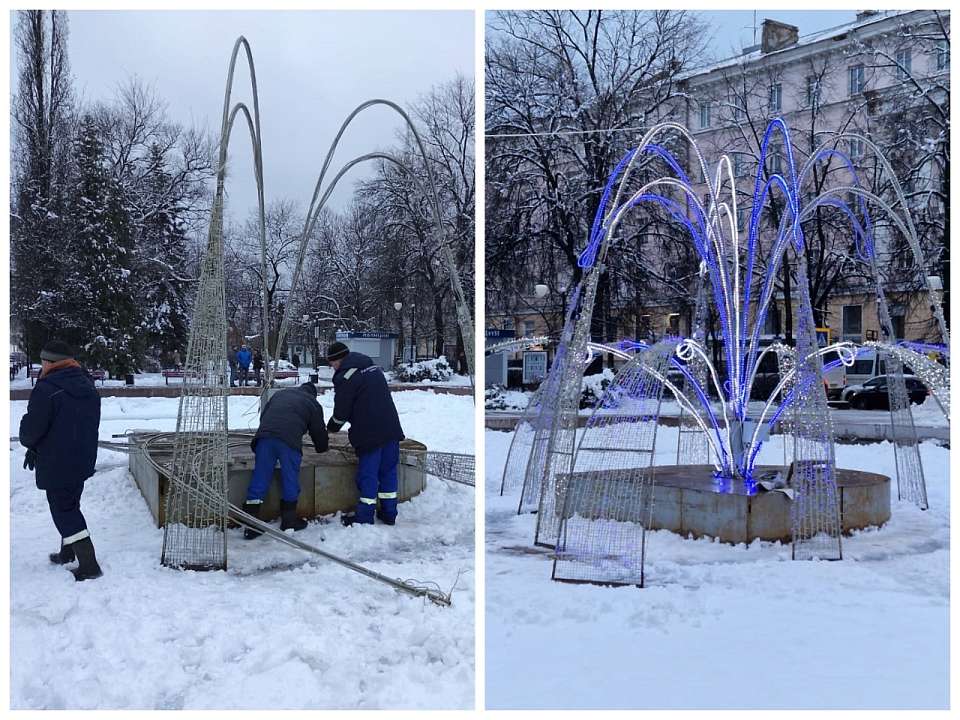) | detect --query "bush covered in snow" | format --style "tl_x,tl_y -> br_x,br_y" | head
393,355 -> 454,383
485,385 -> 531,411
580,368 -> 618,408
